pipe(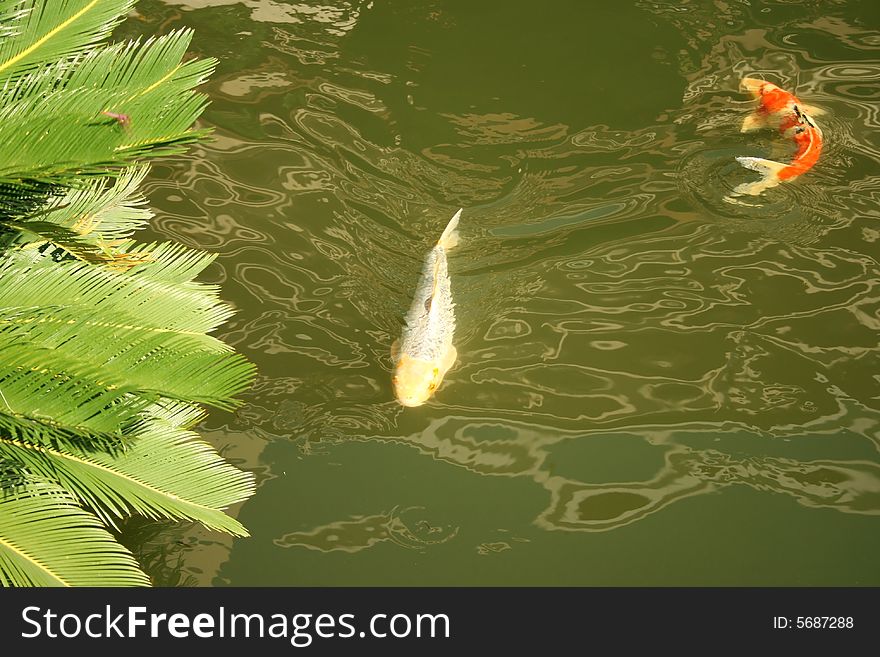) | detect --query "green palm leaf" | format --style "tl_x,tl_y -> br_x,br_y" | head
0,167 -> 152,252
0,479 -> 150,586
0,339 -> 149,445
0,0 -> 136,80
0,0 -> 258,587
0,421 -> 254,535
118,241 -> 222,285
0,249 -> 235,336
0,26 -> 215,185
0,306 -> 252,405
